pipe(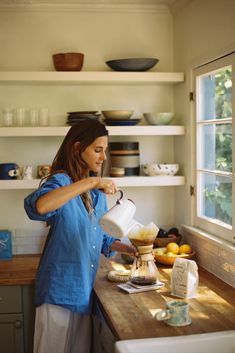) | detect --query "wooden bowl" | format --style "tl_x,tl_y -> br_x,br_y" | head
153,247 -> 196,266
154,234 -> 182,248
52,52 -> 84,71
